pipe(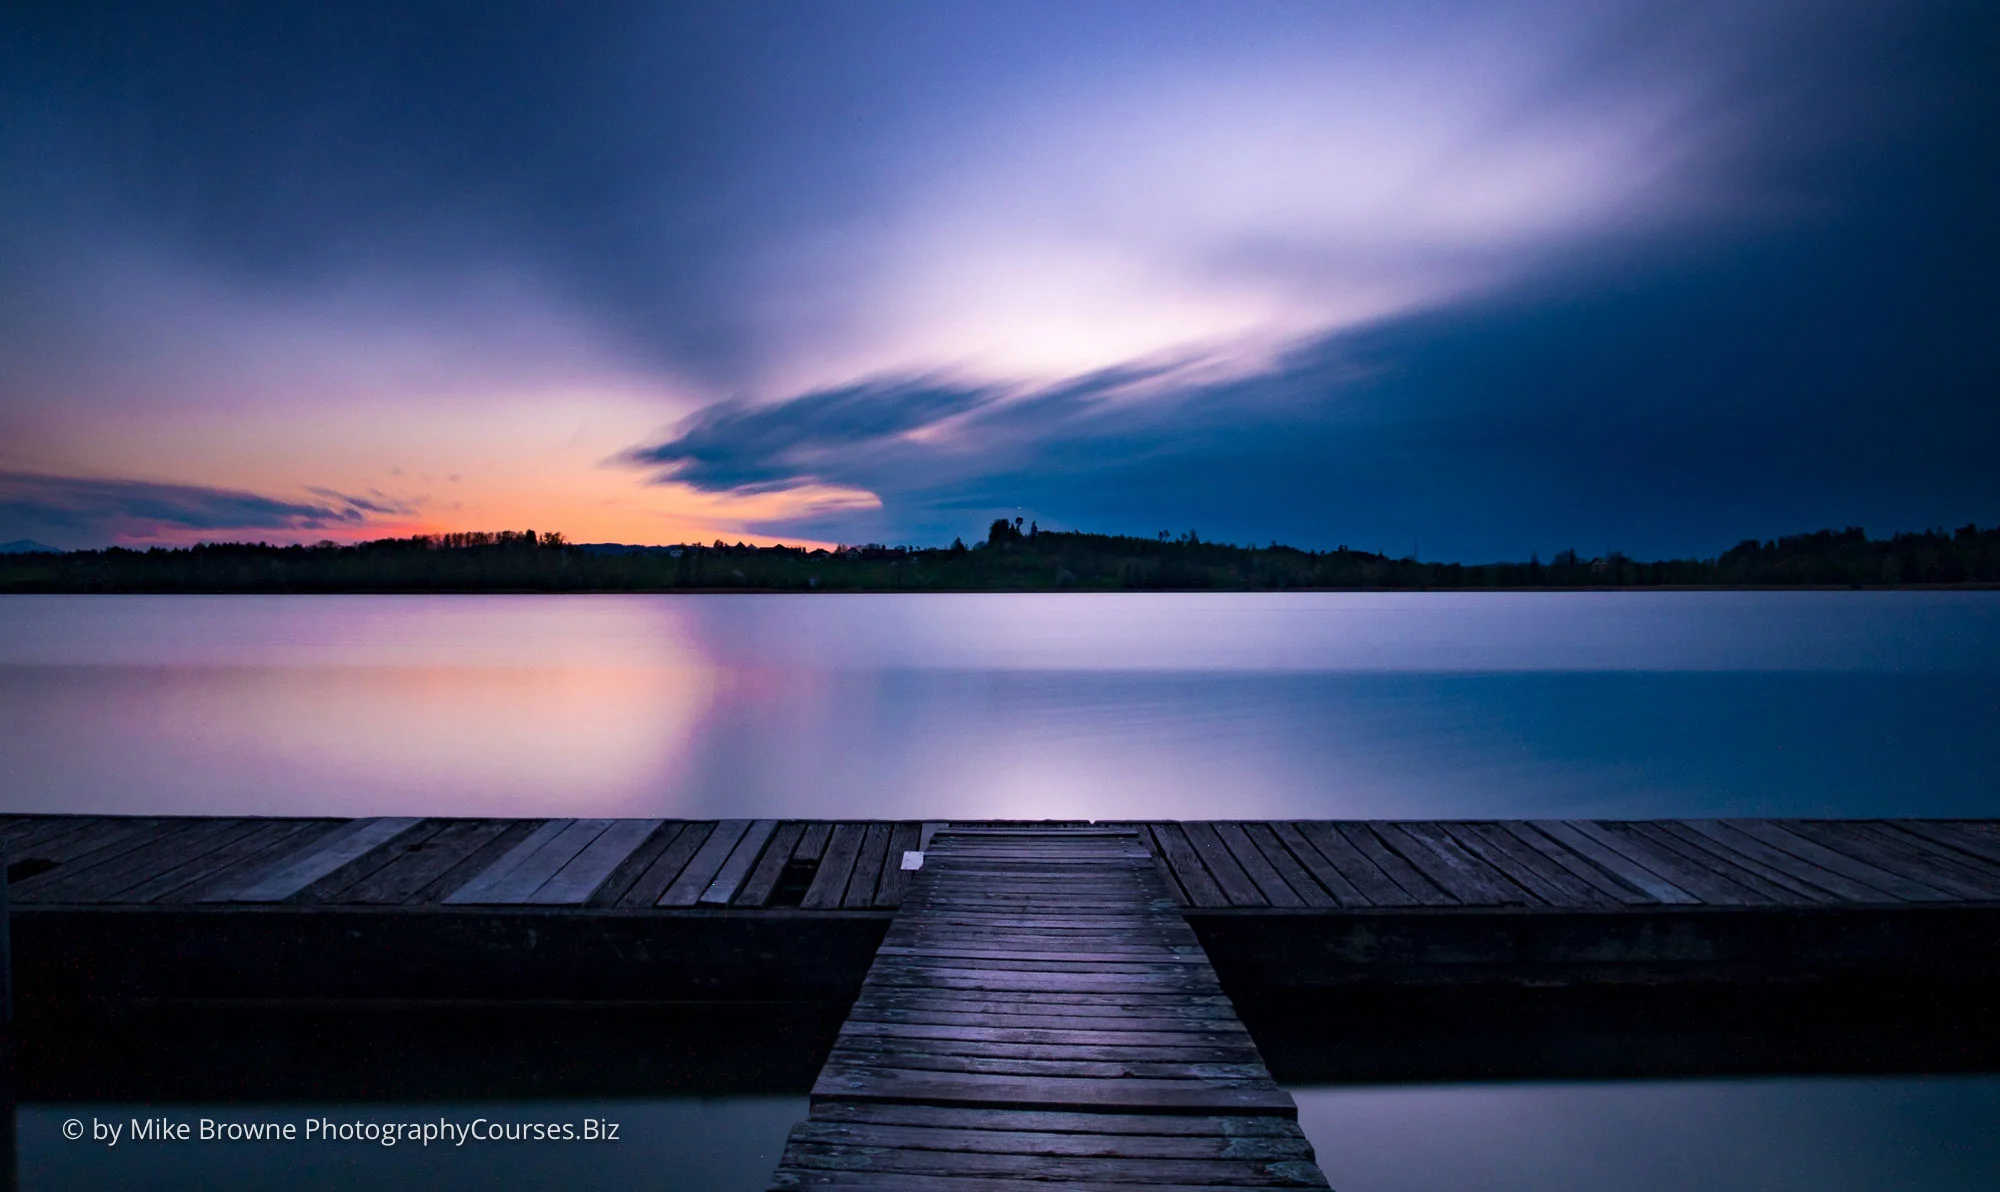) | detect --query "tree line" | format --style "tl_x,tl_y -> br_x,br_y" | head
1,520 -> 1995,593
